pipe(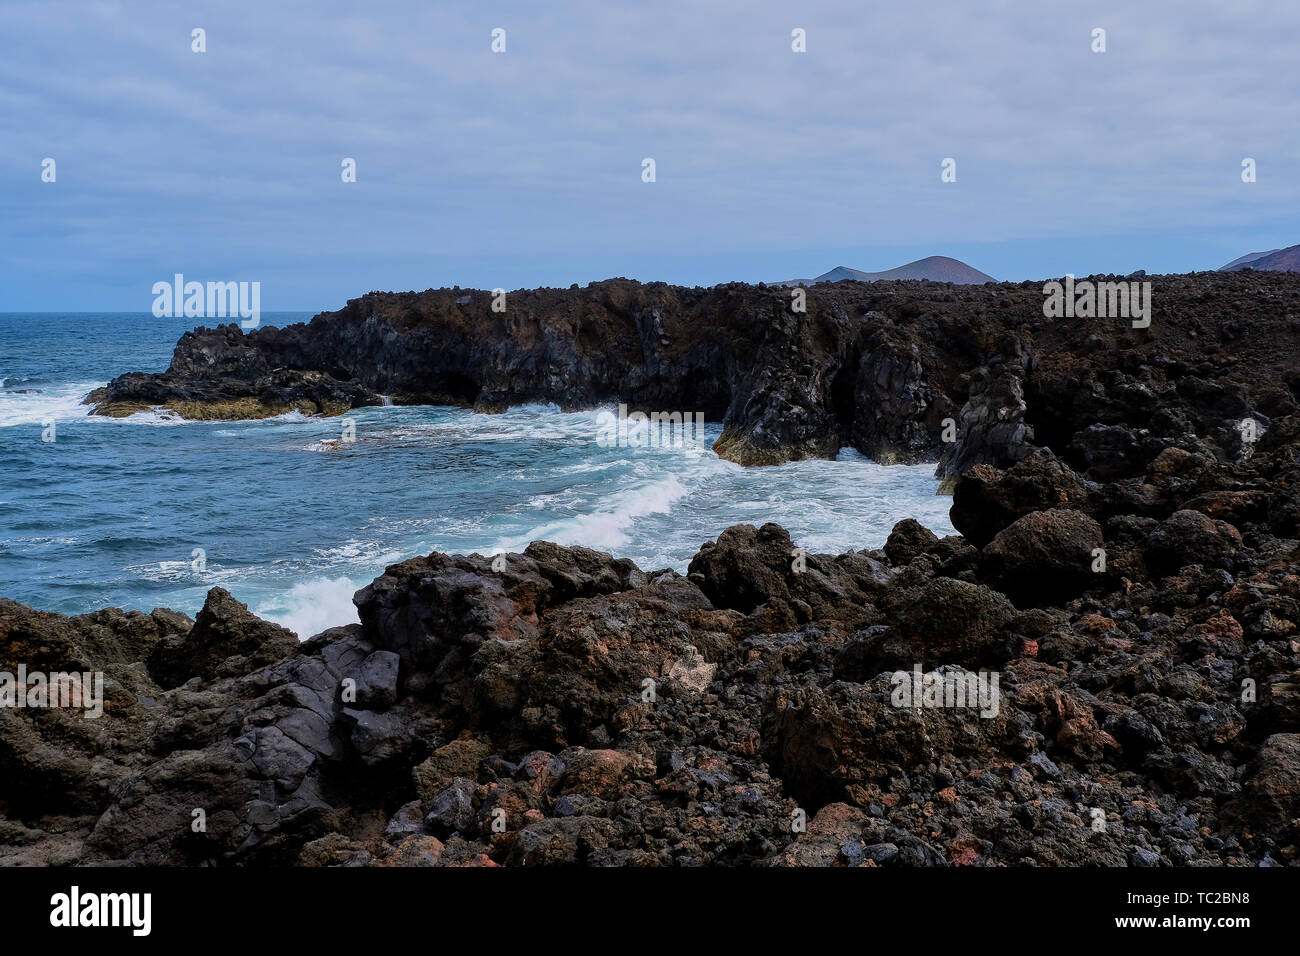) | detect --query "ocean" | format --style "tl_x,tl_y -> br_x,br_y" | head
0,313 -> 956,638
